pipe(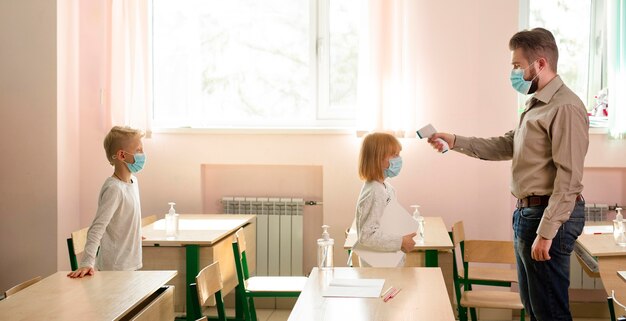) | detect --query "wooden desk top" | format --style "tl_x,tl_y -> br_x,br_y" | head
577,232 -> 626,257
288,267 -> 455,321
142,214 -> 255,246
0,270 -> 176,321
344,217 -> 453,251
